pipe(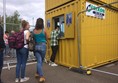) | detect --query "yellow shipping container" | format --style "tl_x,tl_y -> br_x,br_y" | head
93,0 -> 118,8
45,0 -> 74,11
45,0 -> 118,68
